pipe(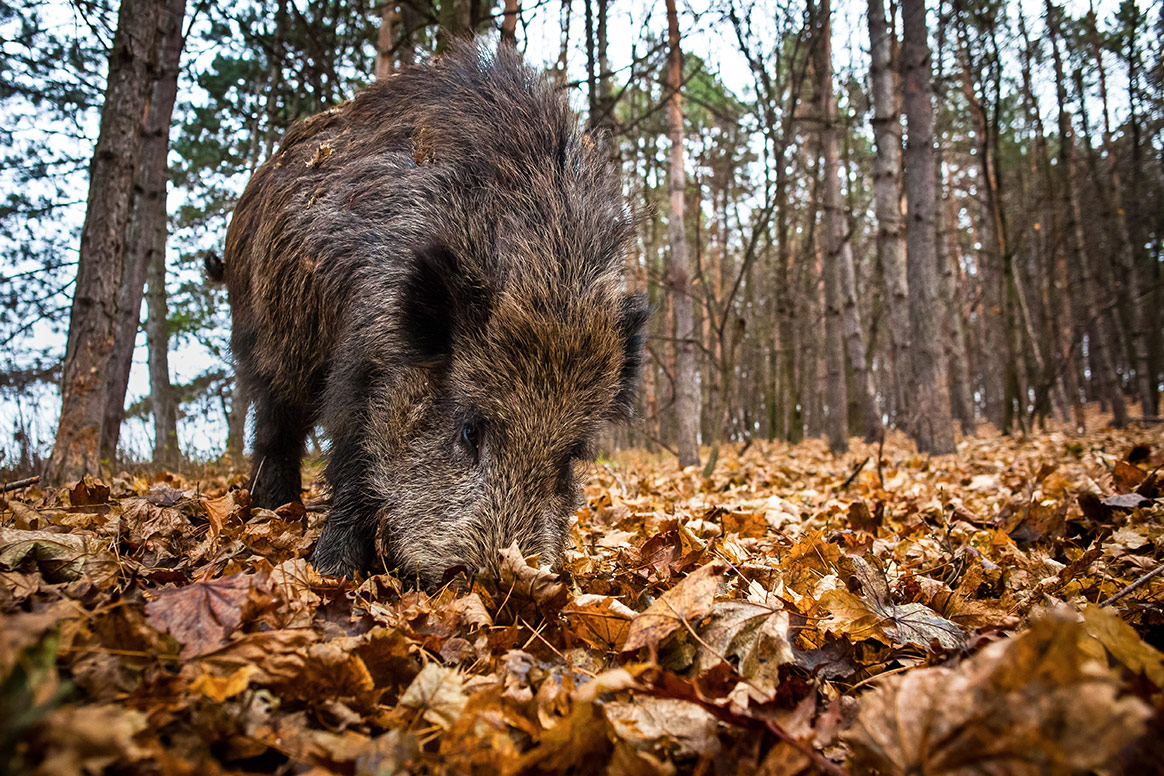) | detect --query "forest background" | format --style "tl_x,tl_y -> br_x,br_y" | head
1,0 -> 1162,479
